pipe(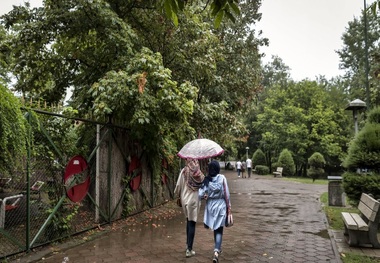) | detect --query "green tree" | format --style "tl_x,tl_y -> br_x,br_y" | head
159,0 -> 241,28
0,84 -> 26,177
343,106 -> 380,202
1,0 -> 264,168
343,106 -> 380,172
277,149 -> 295,177
252,148 -> 266,166
307,152 -> 326,182
337,9 -> 380,106
0,1 -> 198,162
261,55 -> 291,89
253,80 -> 350,176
